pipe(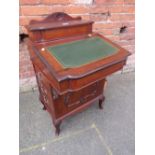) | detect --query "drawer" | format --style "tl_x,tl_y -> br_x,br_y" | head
64,83 -> 98,108
63,80 -> 104,108
52,79 -> 105,118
